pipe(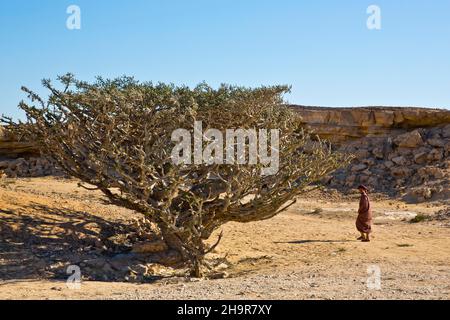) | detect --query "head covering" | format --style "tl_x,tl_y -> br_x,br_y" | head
357,185 -> 369,192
